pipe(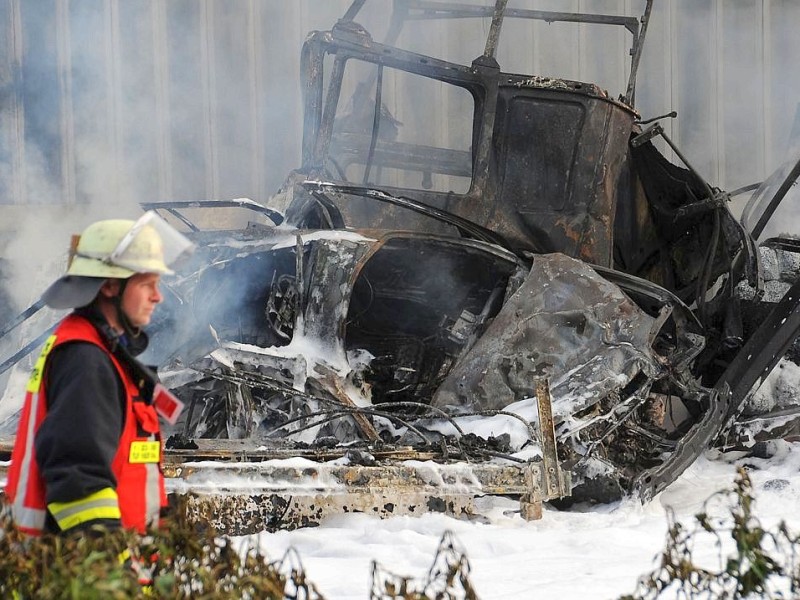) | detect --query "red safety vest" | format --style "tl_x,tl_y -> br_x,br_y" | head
5,314 -> 166,535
